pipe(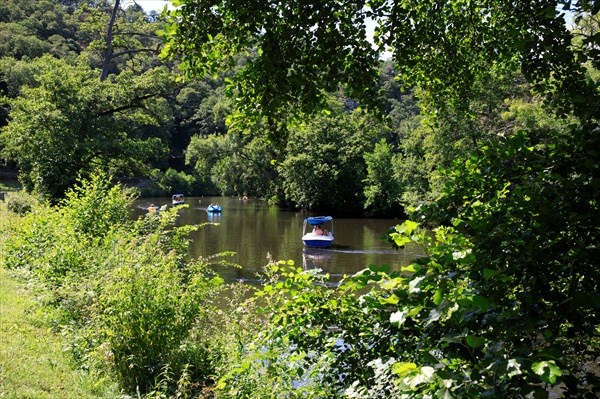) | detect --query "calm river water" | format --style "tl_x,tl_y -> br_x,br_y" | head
135,196 -> 425,282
